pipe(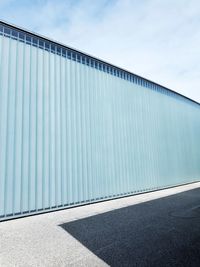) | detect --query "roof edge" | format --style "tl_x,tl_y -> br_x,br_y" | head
0,19 -> 199,107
